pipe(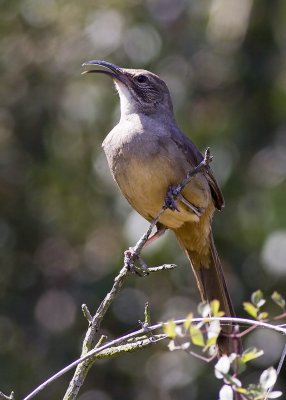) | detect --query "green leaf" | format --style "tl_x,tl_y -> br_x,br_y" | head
233,358 -> 246,374
206,336 -> 216,348
215,355 -> 231,379
144,302 -> 151,325
183,313 -> 193,330
258,311 -> 269,320
260,367 -> 277,390
235,387 -> 248,394
189,324 -> 205,347
243,302 -> 258,319
210,300 -> 225,317
271,291 -> 286,310
163,320 -> 177,339
241,347 -> 264,363
219,385 -> 233,400
251,290 -> 266,308
246,383 -> 264,396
